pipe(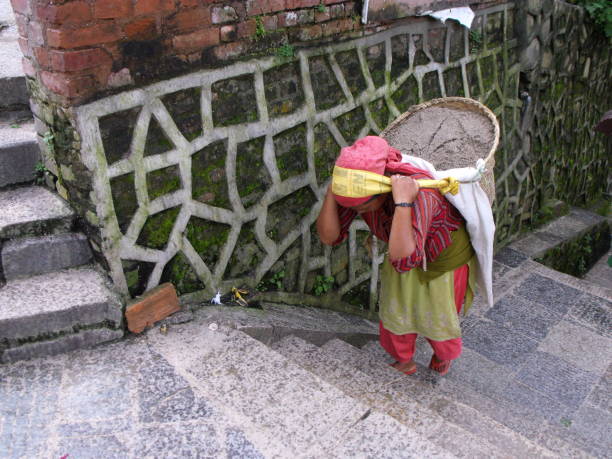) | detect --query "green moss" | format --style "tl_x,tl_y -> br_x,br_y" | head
313,123 -> 340,184
122,259 -> 155,297
392,74 -> 419,112
185,217 -> 231,267
110,173 -> 138,233
341,279 -> 371,309
147,165 -> 181,201
422,71 -> 442,101
535,222 -> 610,277
161,251 -> 204,295
236,136 -> 271,207
335,106 -> 366,145
274,123 -> 308,180
192,140 -> 231,208
265,187 -> 317,243
369,98 -> 391,130
144,116 -> 174,157
161,87 -> 203,141
137,206 -> 181,250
